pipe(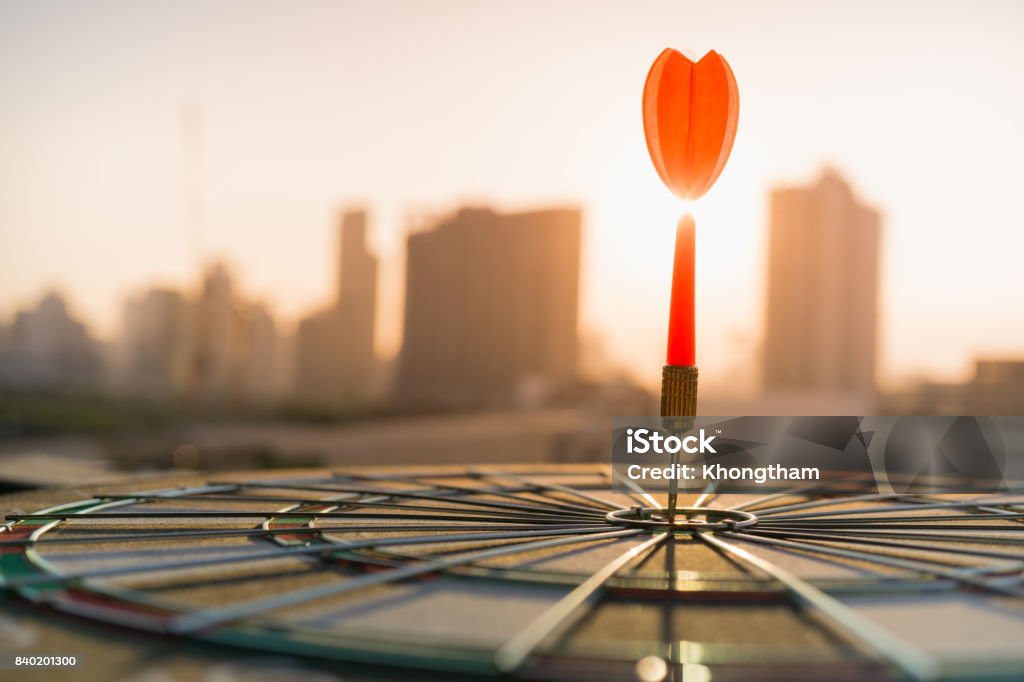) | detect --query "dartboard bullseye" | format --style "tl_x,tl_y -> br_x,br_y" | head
2,466 -> 1024,682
